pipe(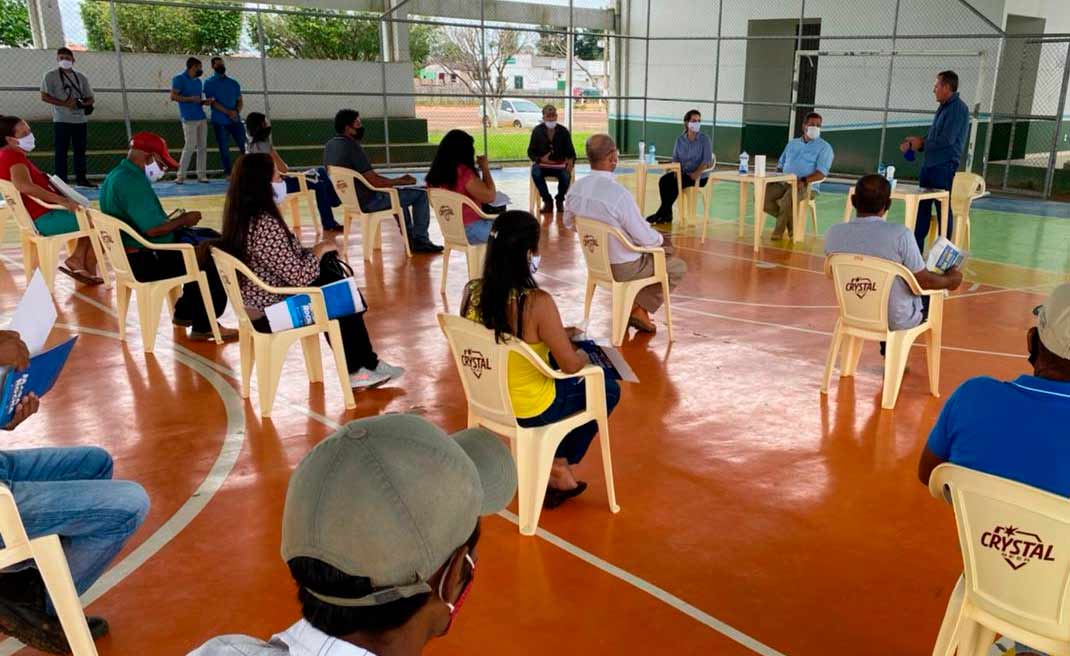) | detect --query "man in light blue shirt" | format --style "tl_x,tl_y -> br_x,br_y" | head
169,56 -> 209,183
766,112 -> 834,240
203,56 -> 245,177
